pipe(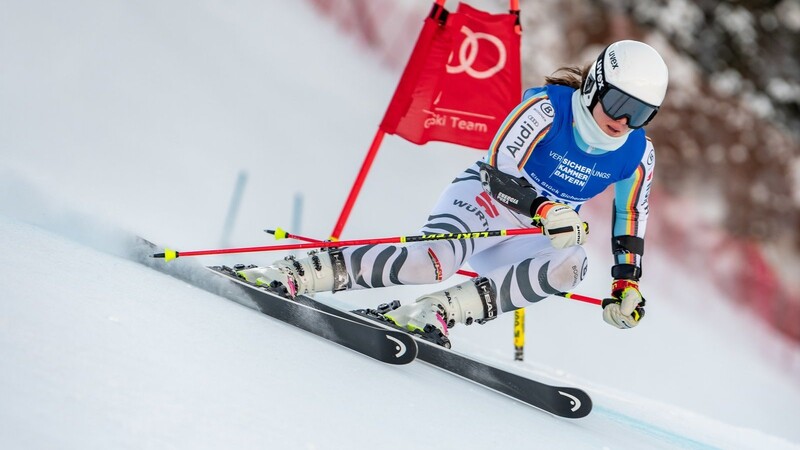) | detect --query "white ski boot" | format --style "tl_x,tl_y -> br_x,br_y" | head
236,249 -> 349,298
384,277 -> 498,337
